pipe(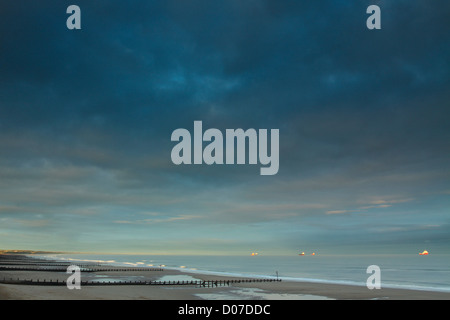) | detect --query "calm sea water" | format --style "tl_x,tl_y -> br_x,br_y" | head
40,253 -> 450,292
